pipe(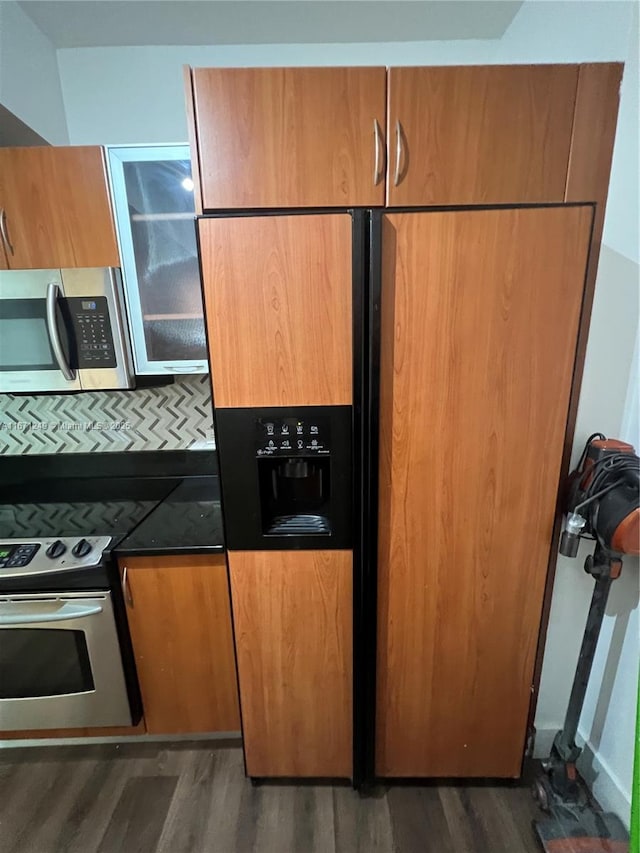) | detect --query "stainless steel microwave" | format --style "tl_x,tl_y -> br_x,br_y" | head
0,268 -> 134,393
